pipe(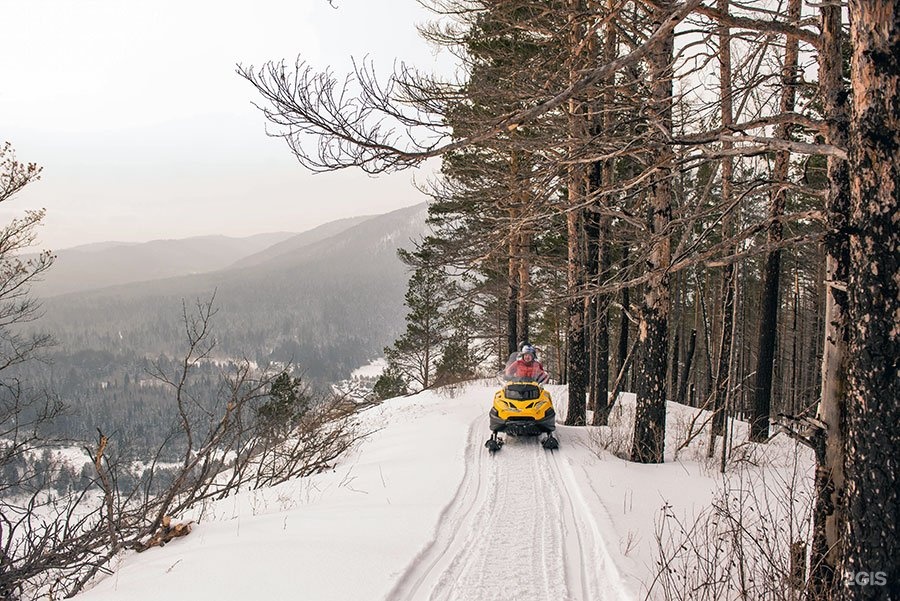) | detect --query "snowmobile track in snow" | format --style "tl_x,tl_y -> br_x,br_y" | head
387,397 -> 630,601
